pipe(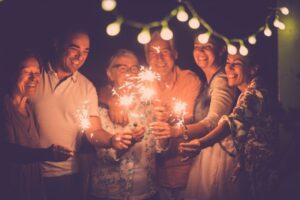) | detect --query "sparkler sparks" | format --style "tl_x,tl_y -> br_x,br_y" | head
76,100 -> 91,132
